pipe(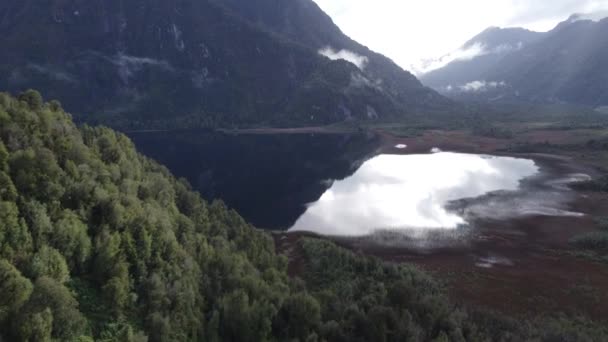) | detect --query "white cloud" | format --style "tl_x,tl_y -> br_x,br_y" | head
414,41 -> 524,75
413,42 -> 486,75
28,64 -> 78,83
112,54 -> 173,84
313,0 -> 608,75
569,10 -> 608,22
350,73 -> 382,90
505,0 -> 608,28
318,47 -> 369,70
458,80 -> 506,92
492,42 -> 524,54
114,54 -> 172,69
